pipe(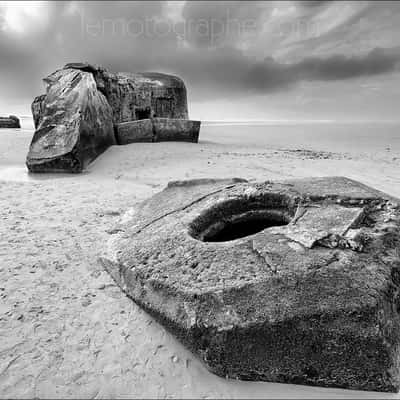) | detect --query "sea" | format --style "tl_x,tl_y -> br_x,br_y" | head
1,117 -> 399,182
201,120 -> 400,154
